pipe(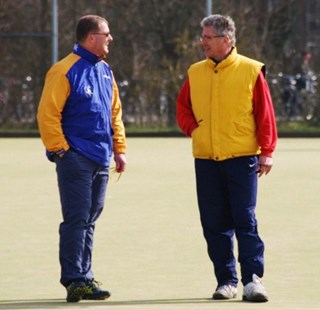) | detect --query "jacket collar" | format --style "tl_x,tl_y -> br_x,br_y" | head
73,43 -> 100,63
206,46 -> 237,69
